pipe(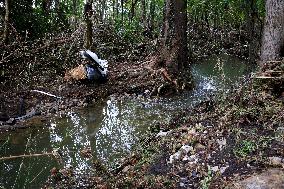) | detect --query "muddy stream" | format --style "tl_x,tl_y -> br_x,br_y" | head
0,54 -> 253,189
